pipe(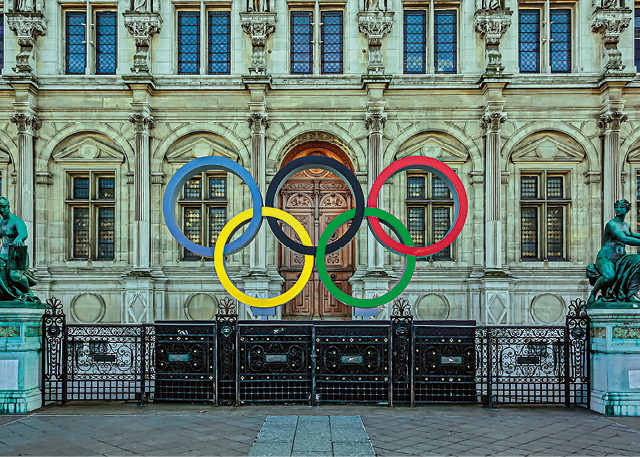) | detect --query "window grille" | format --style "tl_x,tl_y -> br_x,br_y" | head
74,178 -> 90,199
550,9 -> 571,73
184,208 -> 202,259
547,207 -> 563,260
519,10 -> 540,73
407,176 -> 425,199
98,177 -> 115,199
521,176 -> 538,198
209,177 -> 227,199
208,11 -> 231,75
321,11 -> 343,74
432,176 -> 450,199
291,11 -> 313,74
432,207 -> 450,259
209,208 -> 226,246
403,10 -> 426,74
95,11 -> 117,75
185,178 -> 202,199
434,10 -> 457,74
408,208 -> 425,247
178,11 -> 200,75
66,12 -> 86,75
98,207 -> 115,260
73,207 -> 90,259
